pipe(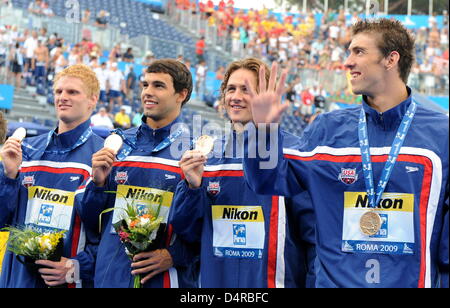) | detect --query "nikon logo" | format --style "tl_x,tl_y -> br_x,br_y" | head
344,192 -> 414,212
33,188 -> 69,204
222,208 -> 258,221
355,194 -> 403,209
126,188 -> 163,204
